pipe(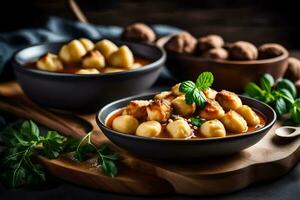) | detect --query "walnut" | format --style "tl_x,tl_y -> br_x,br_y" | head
284,57 -> 300,82
258,43 -> 287,59
197,34 -> 224,53
164,31 -> 197,54
295,79 -> 300,96
202,48 -> 228,60
121,23 -> 156,43
229,41 -> 258,61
